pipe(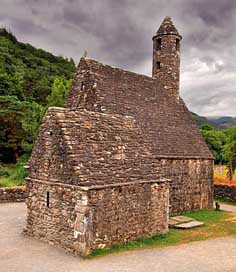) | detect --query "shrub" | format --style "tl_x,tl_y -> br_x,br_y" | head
0,166 -> 10,177
0,154 -> 29,187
